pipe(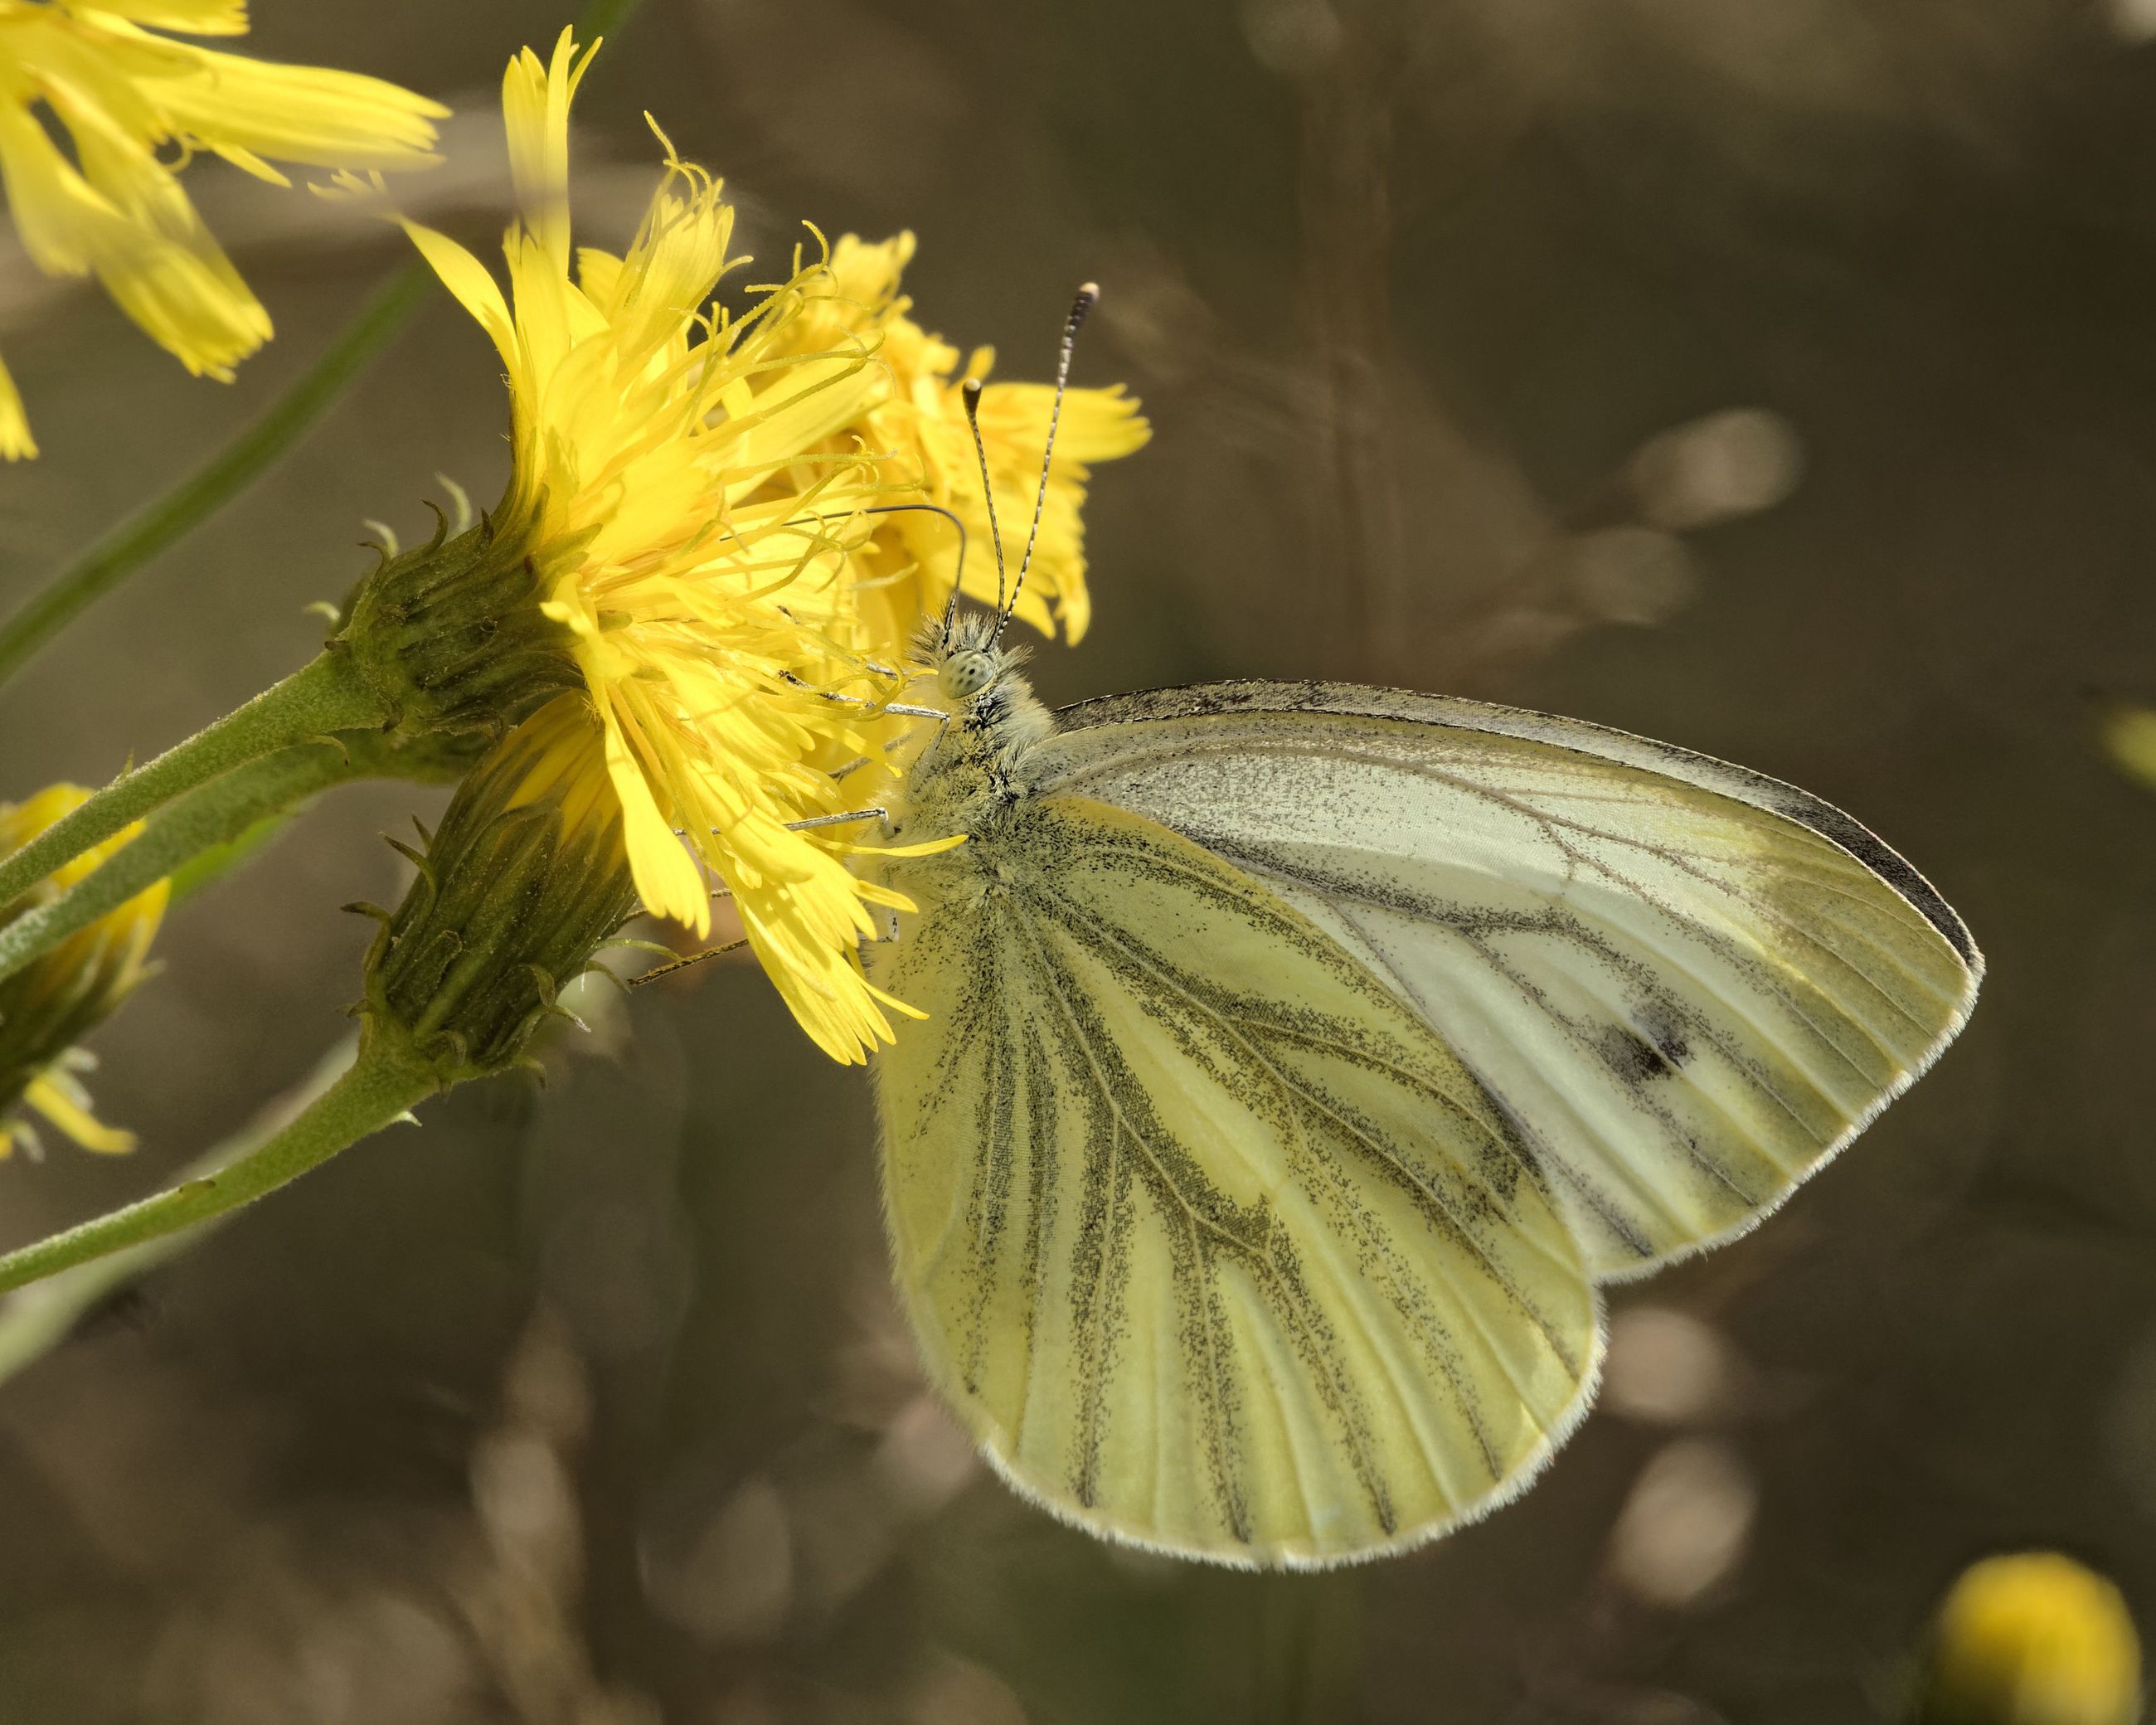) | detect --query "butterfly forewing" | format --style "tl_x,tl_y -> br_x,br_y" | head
1030,683 -> 1982,1276
872,794 -> 1601,1567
